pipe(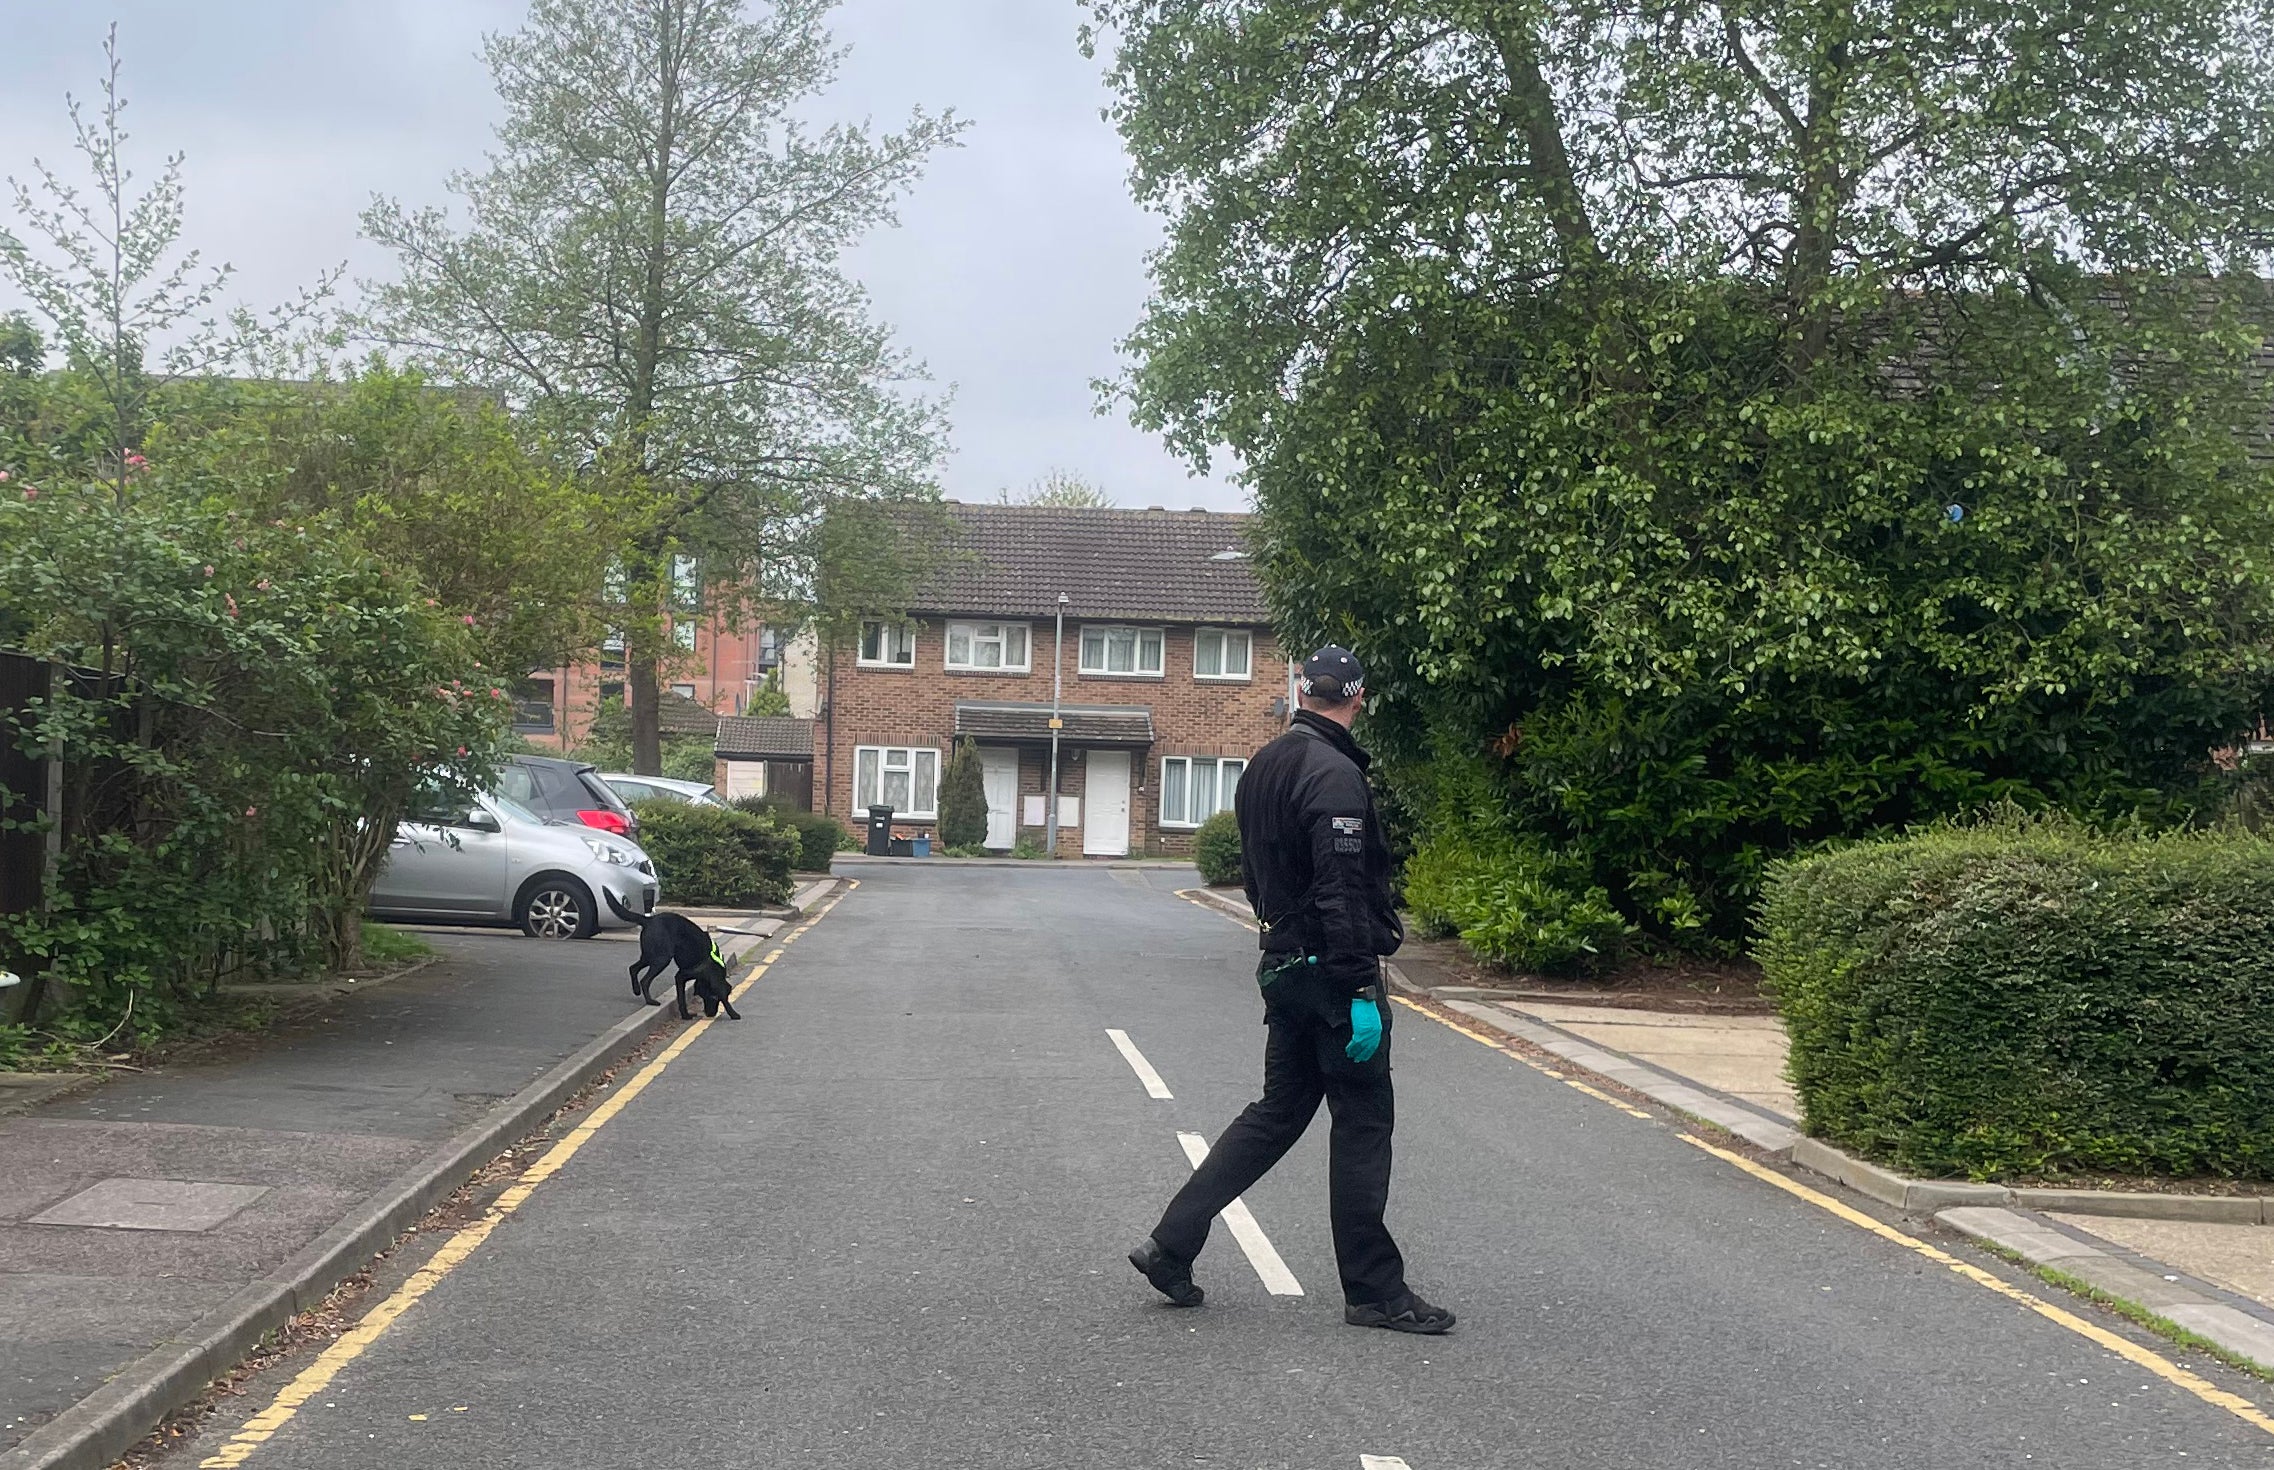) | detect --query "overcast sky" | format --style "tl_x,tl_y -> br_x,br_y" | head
1,1 -> 1243,510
